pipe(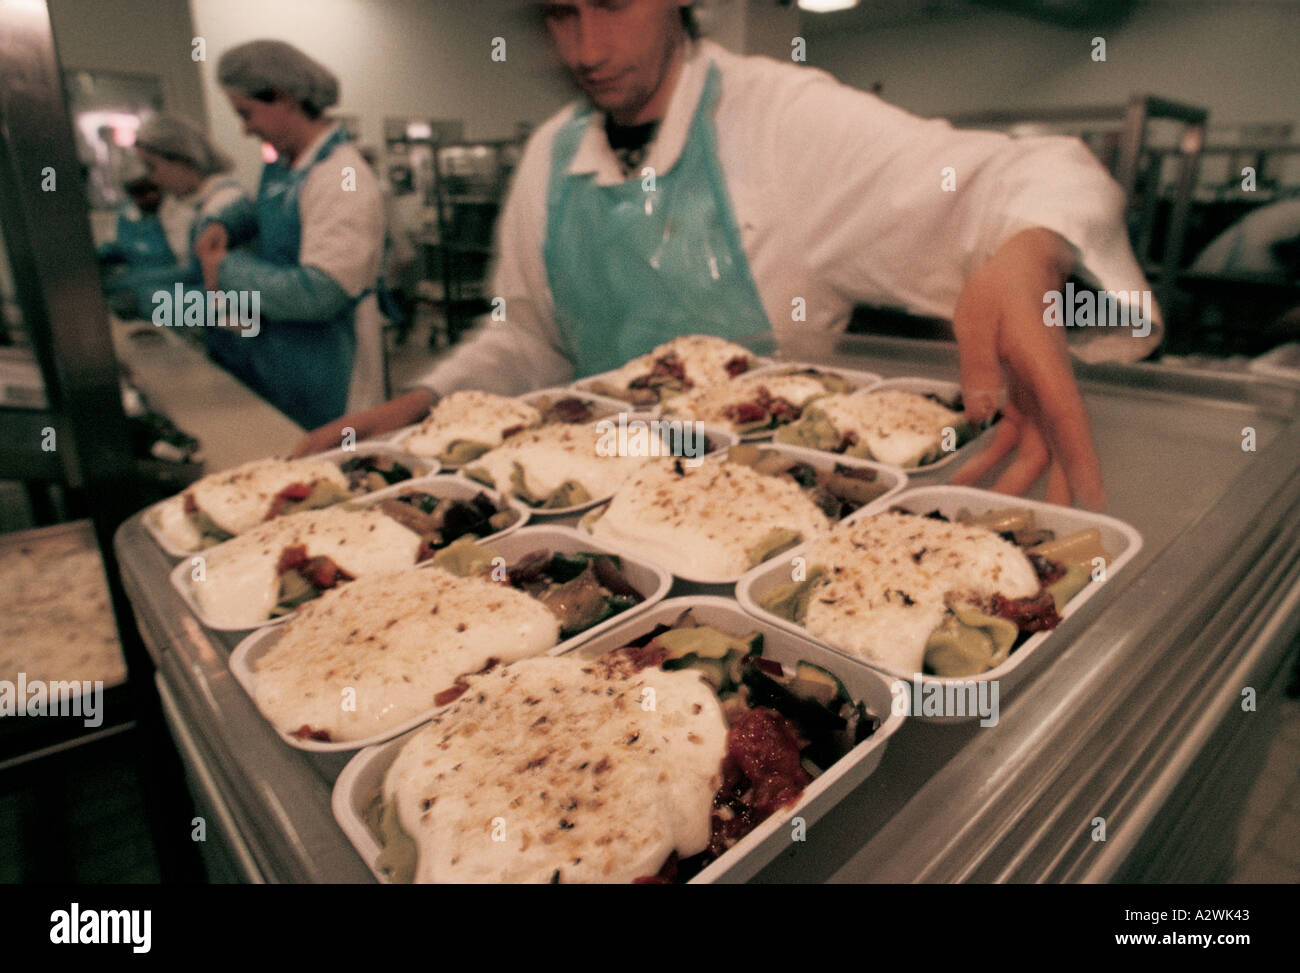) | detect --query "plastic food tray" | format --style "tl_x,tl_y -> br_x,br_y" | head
142,442 -> 438,558
576,442 -> 907,586
787,376 -> 997,475
332,596 -> 906,884
229,524 -> 672,753
660,362 -> 883,441
389,387 -> 637,468
735,484 -> 1143,720
169,473 -> 528,633
456,416 -> 735,519
570,355 -> 777,411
